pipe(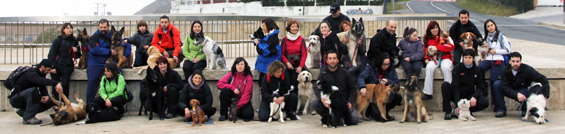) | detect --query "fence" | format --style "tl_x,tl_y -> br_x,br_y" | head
0,15 -> 456,64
